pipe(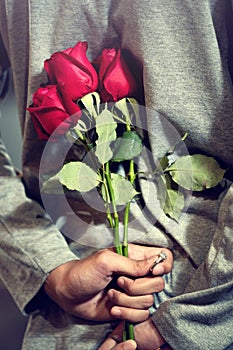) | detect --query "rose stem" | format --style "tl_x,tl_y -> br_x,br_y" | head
104,161 -> 122,255
123,159 -> 135,257
102,169 -> 114,229
123,122 -> 136,341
